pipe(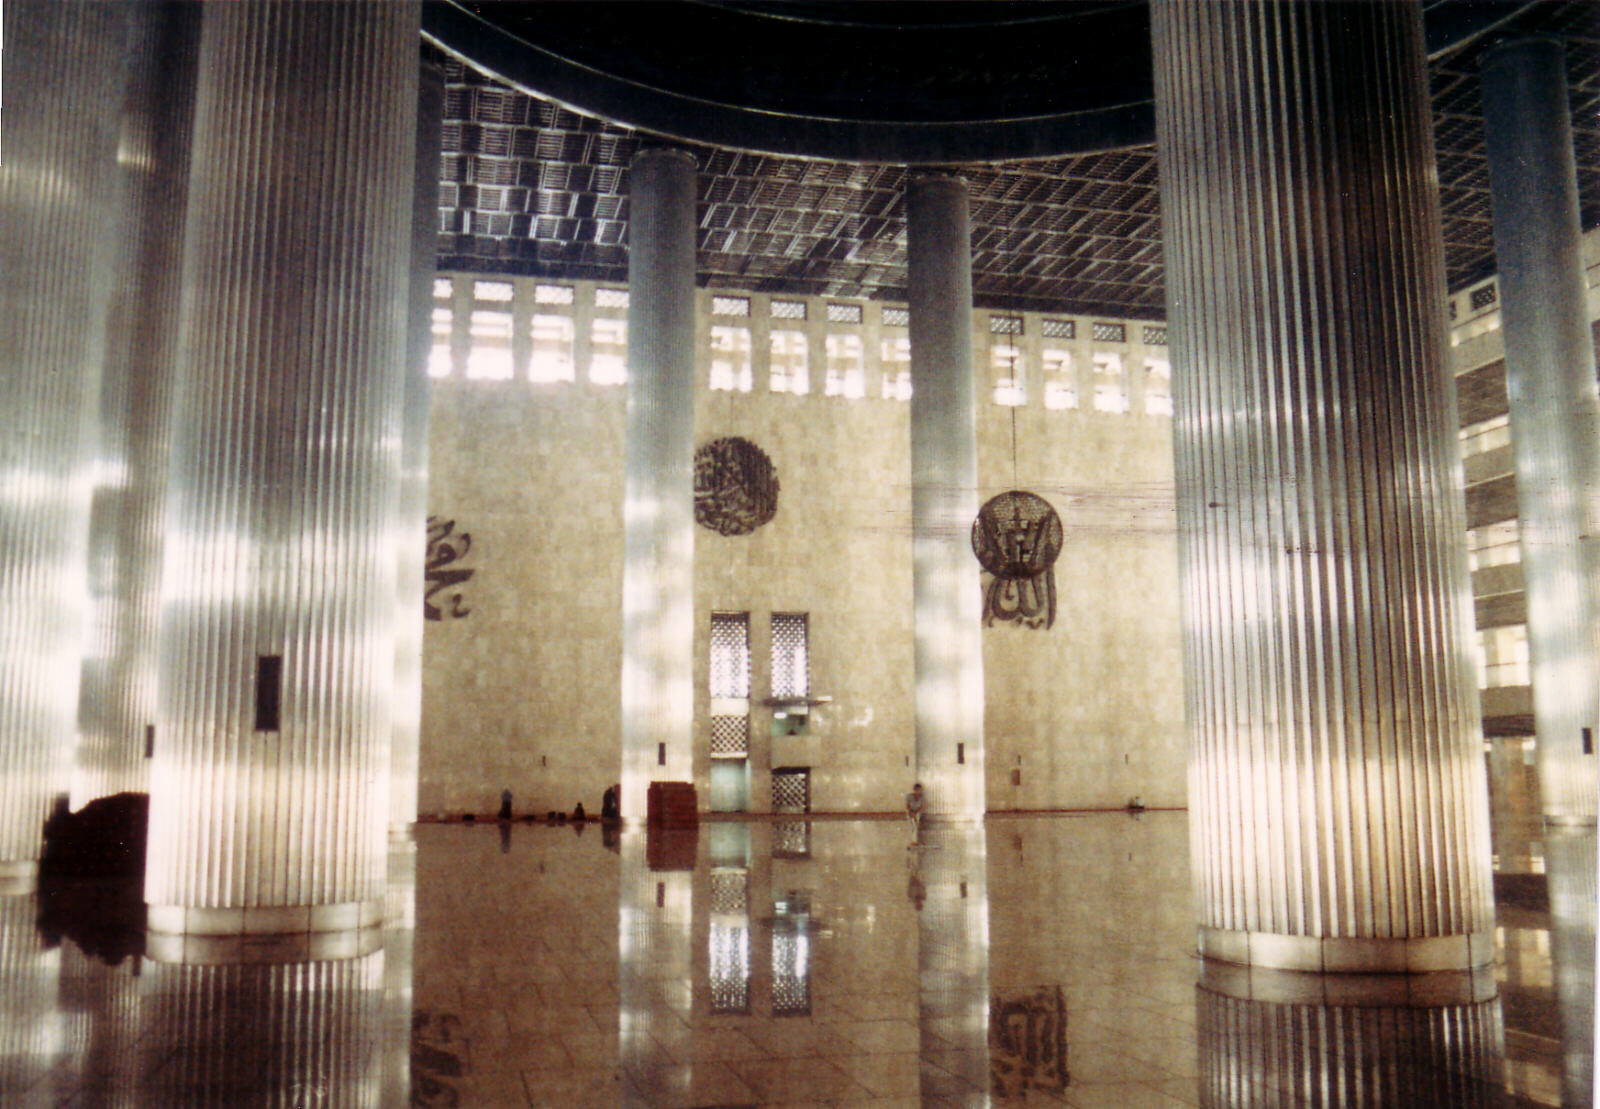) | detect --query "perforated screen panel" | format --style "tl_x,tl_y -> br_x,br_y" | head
709,612 -> 749,699
710,869 -> 749,916
772,769 -> 809,814
710,714 -> 749,756
771,613 -> 808,700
